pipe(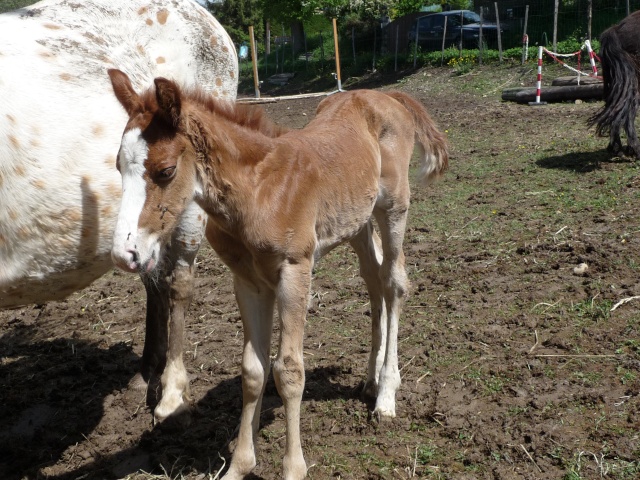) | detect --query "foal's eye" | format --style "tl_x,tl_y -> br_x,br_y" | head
158,166 -> 176,180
